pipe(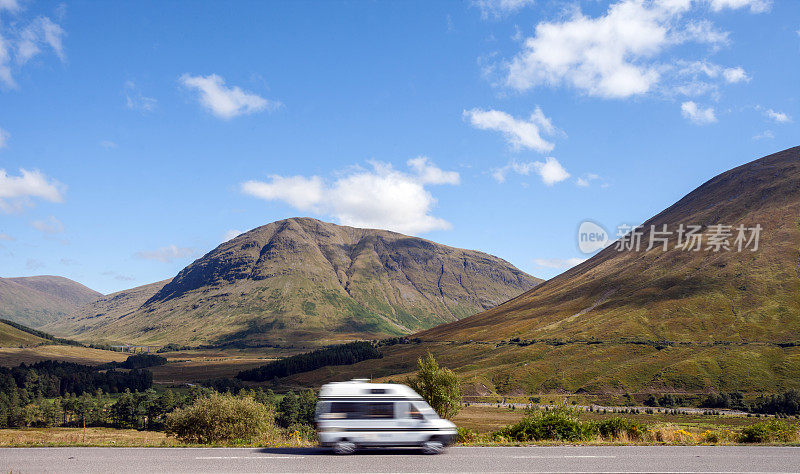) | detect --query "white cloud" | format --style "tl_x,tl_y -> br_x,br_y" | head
504,0 -> 747,99
534,257 -> 587,269
766,109 -> 791,123
708,0 -> 771,13
222,229 -> 243,242
576,173 -> 601,187
241,175 -> 324,211
722,66 -> 749,83
681,101 -> 717,124
0,11 -> 65,88
472,0 -> 535,19
752,130 -> 774,140
124,81 -> 157,112
99,140 -> 117,149
241,159 -> 459,235
407,156 -> 460,185
492,157 -> 570,185
16,16 -> 65,64
0,127 -> 8,148
0,169 -> 65,213
32,215 -> 64,234
102,270 -> 135,282
180,74 -> 280,119
134,245 -> 194,263
26,258 -> 44,271
464,107 -> 557,153
0,1 -> 21,12
0,232 -> 14,241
